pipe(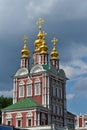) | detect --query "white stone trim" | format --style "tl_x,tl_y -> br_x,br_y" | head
34,78 -> 41,96
19,81 -> 25,97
